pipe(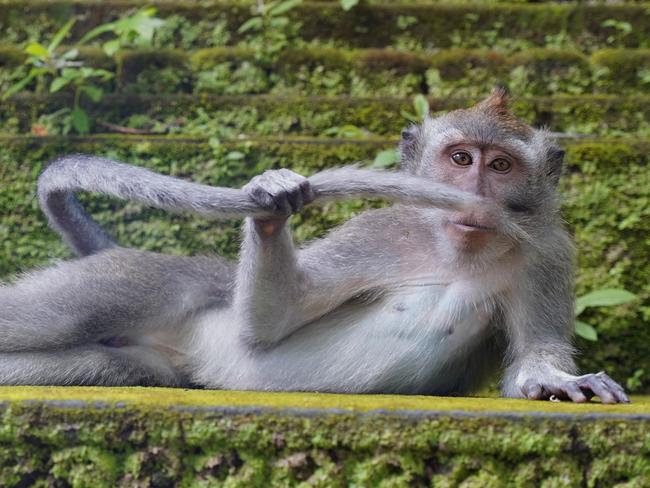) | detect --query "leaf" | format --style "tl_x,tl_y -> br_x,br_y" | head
400,110 -> 417,123
24,42 -> 49,59
78,23 -> 114,45
102,39 -> 121,56
50,77 -> 71,93
226,151 -> 245,161
413,94 -> 430,121
575,288 -> 637,315
47,18 -> 76,52
340,0 -> 359,11
269,0 -> 302,16
61,48 -> 79,60
238,17 -> 263,34
575,321 -> 598,341
371,149 -> 399,168
61,68 -> 79,80
2,70 -> 37,100
72,107 -> 90,134
81,85 -> 103,102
